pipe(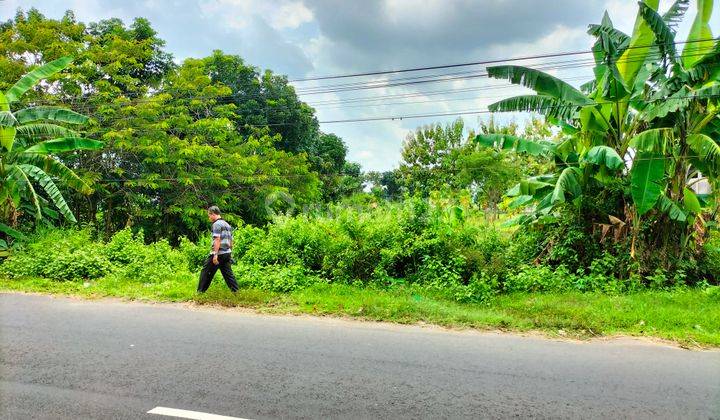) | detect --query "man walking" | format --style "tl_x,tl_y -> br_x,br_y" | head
197,206 -> 239,293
